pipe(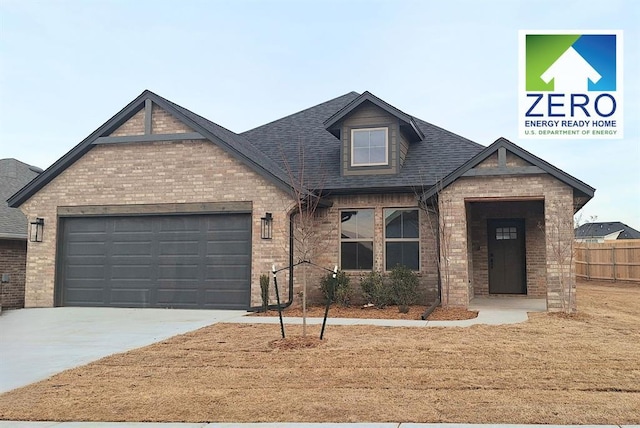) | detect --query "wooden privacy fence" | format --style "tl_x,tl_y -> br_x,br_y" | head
575,240 -> 640,282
